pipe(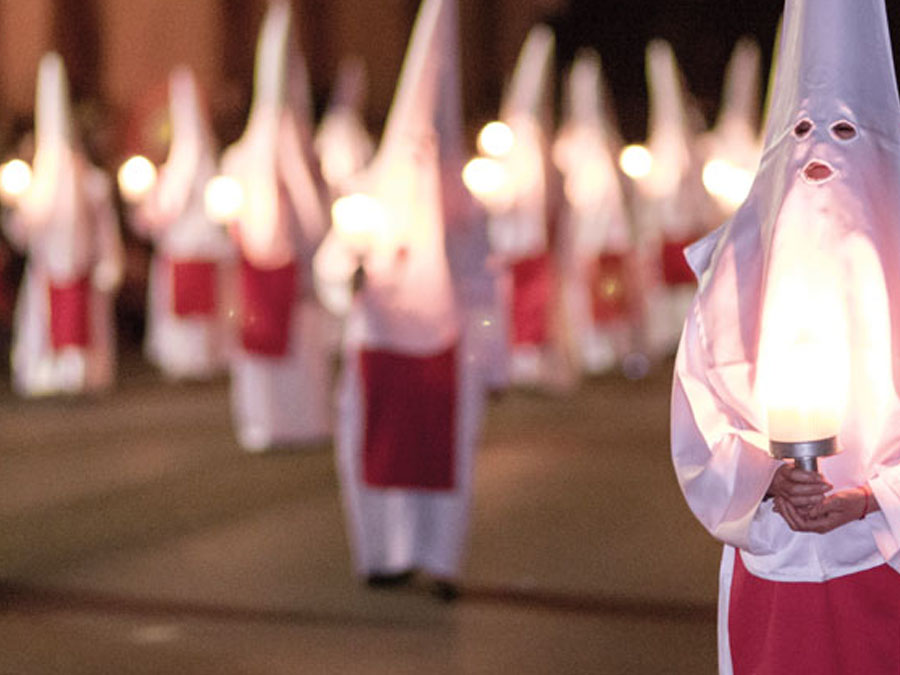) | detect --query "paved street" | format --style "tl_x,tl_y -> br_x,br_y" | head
0,351 -> 722,673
